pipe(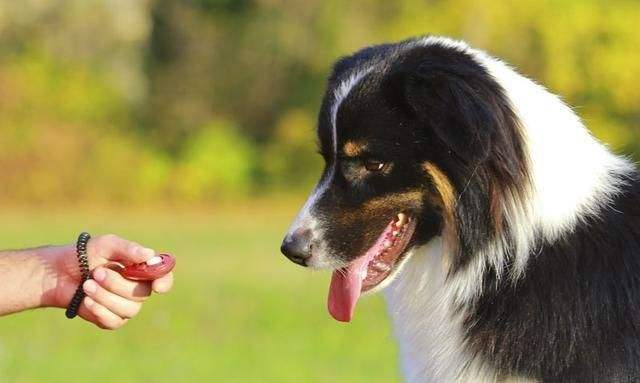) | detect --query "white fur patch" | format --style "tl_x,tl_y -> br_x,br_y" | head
285,167 -> 337,269
330,68 -> 372,155
482,56 -> 634,241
